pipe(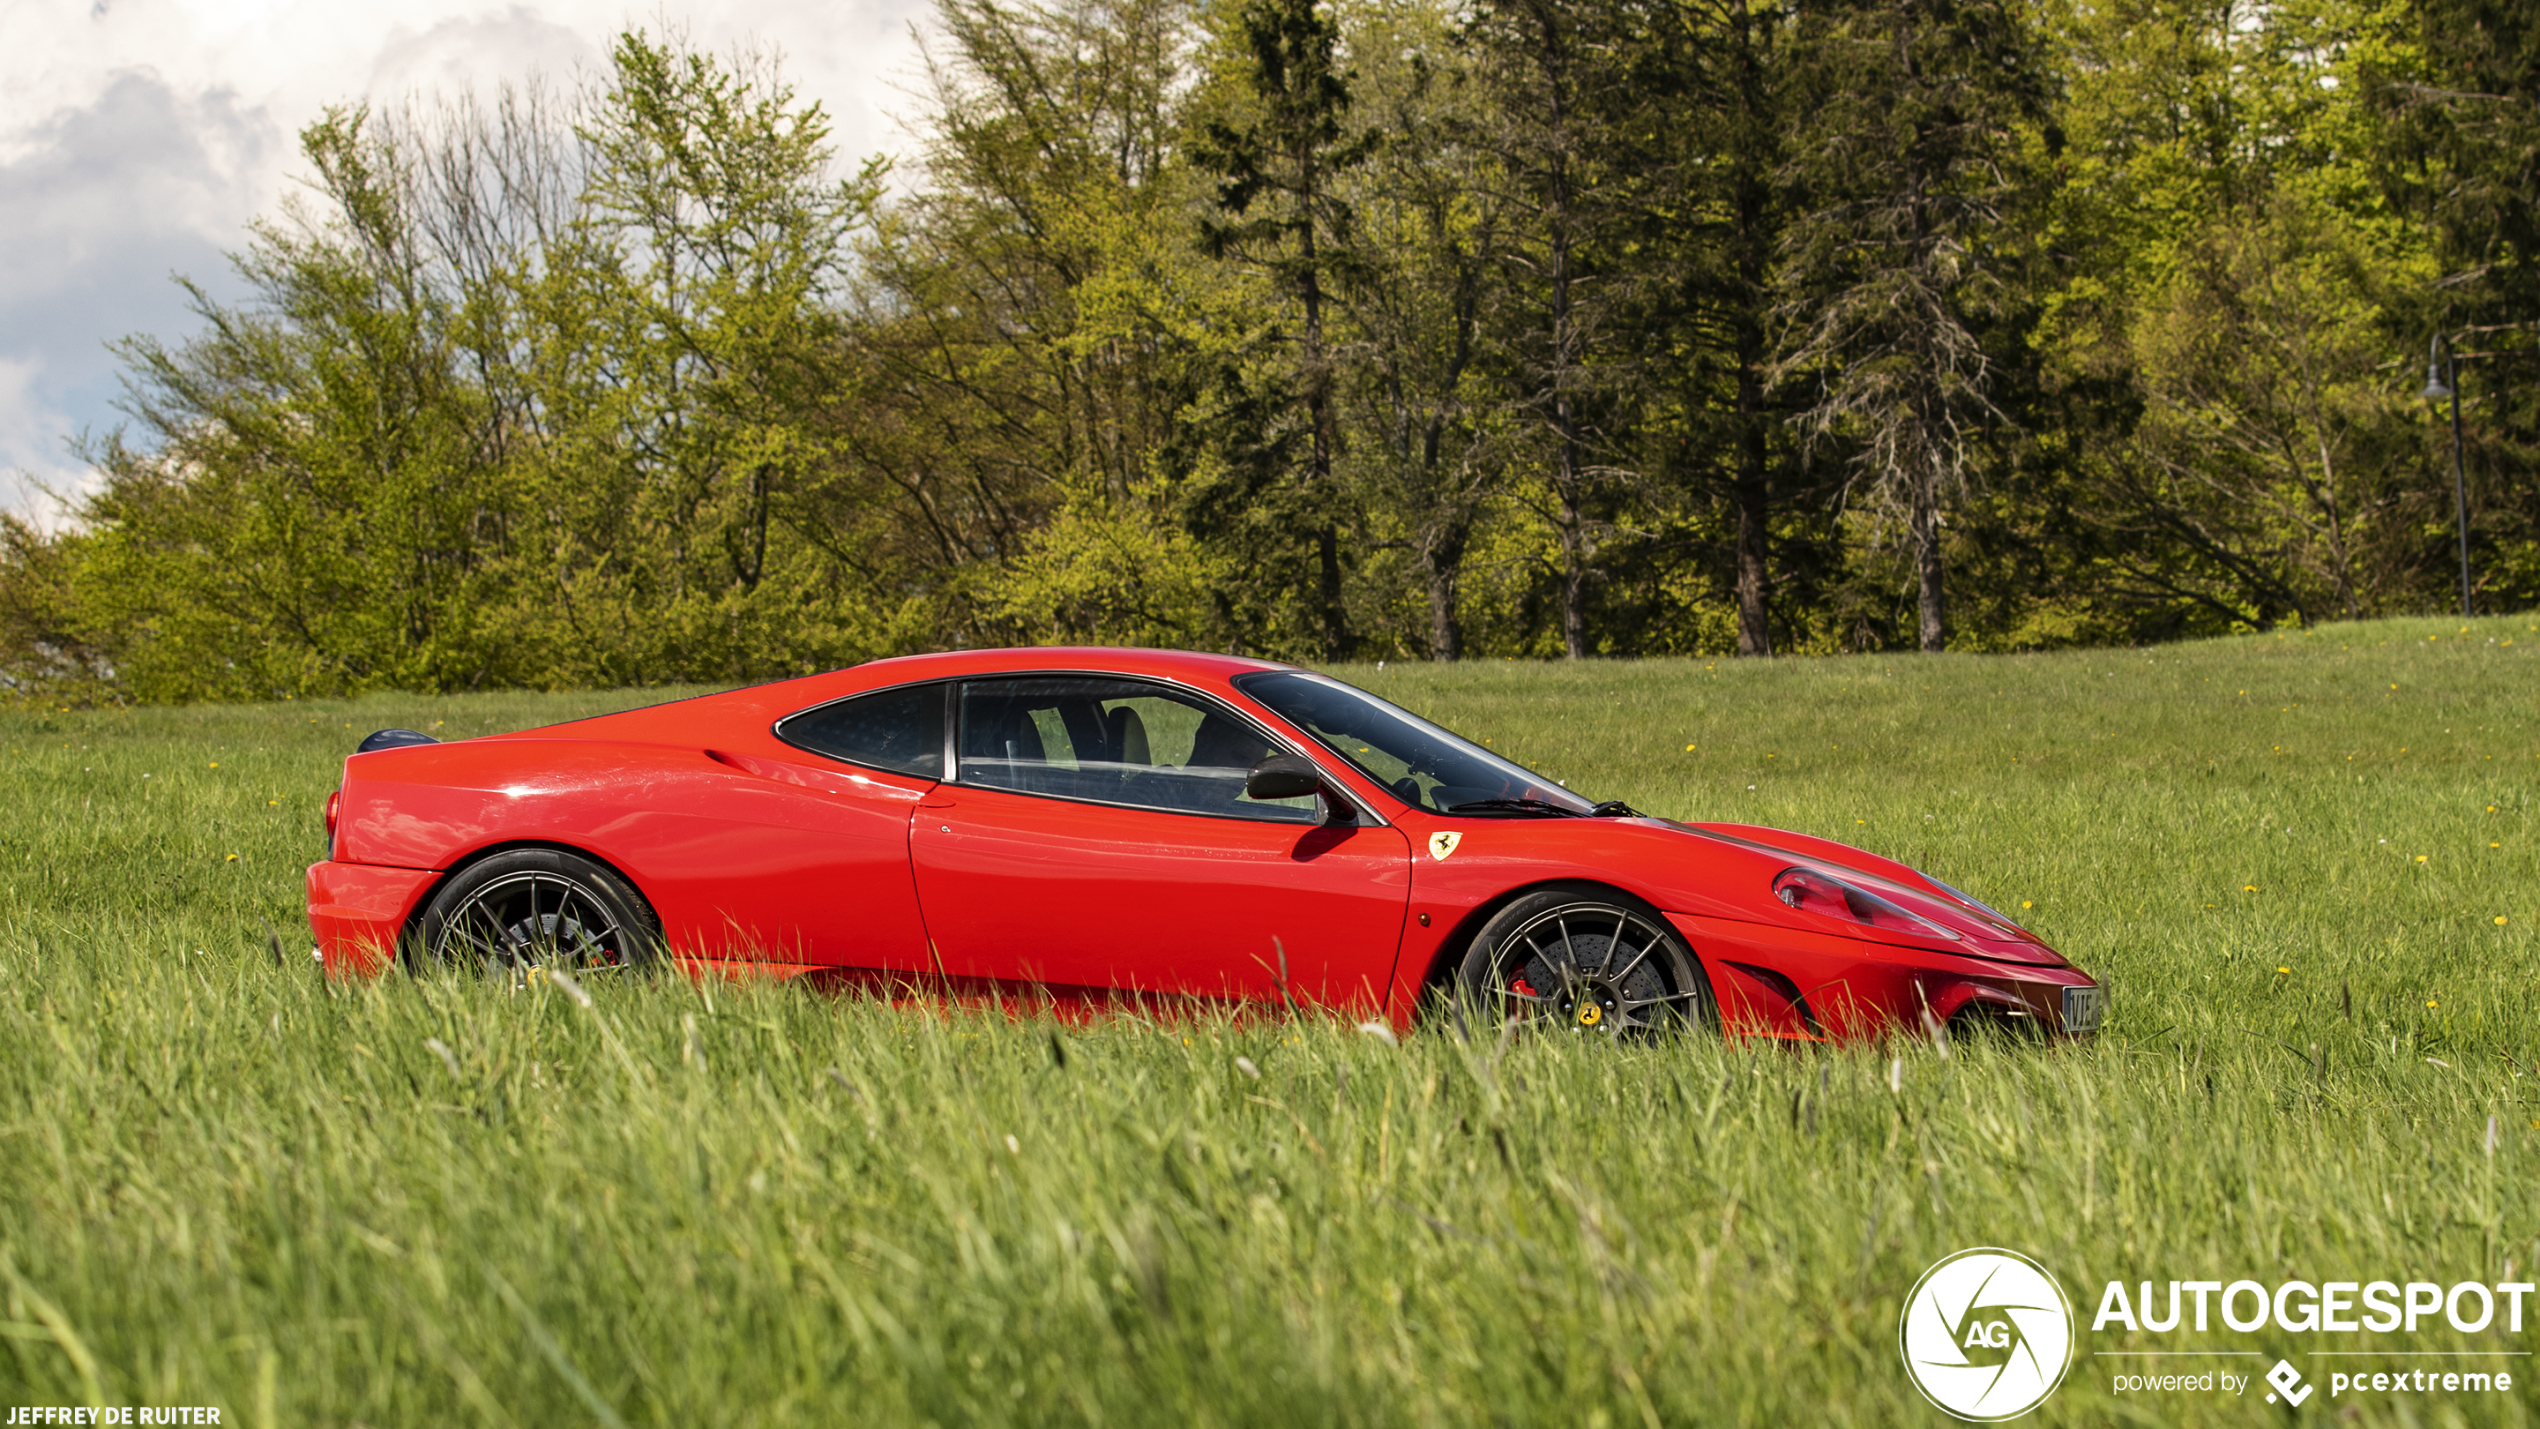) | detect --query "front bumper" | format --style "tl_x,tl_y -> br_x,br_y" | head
1664,911 -> 2102,1041
307,861 -> 439,975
